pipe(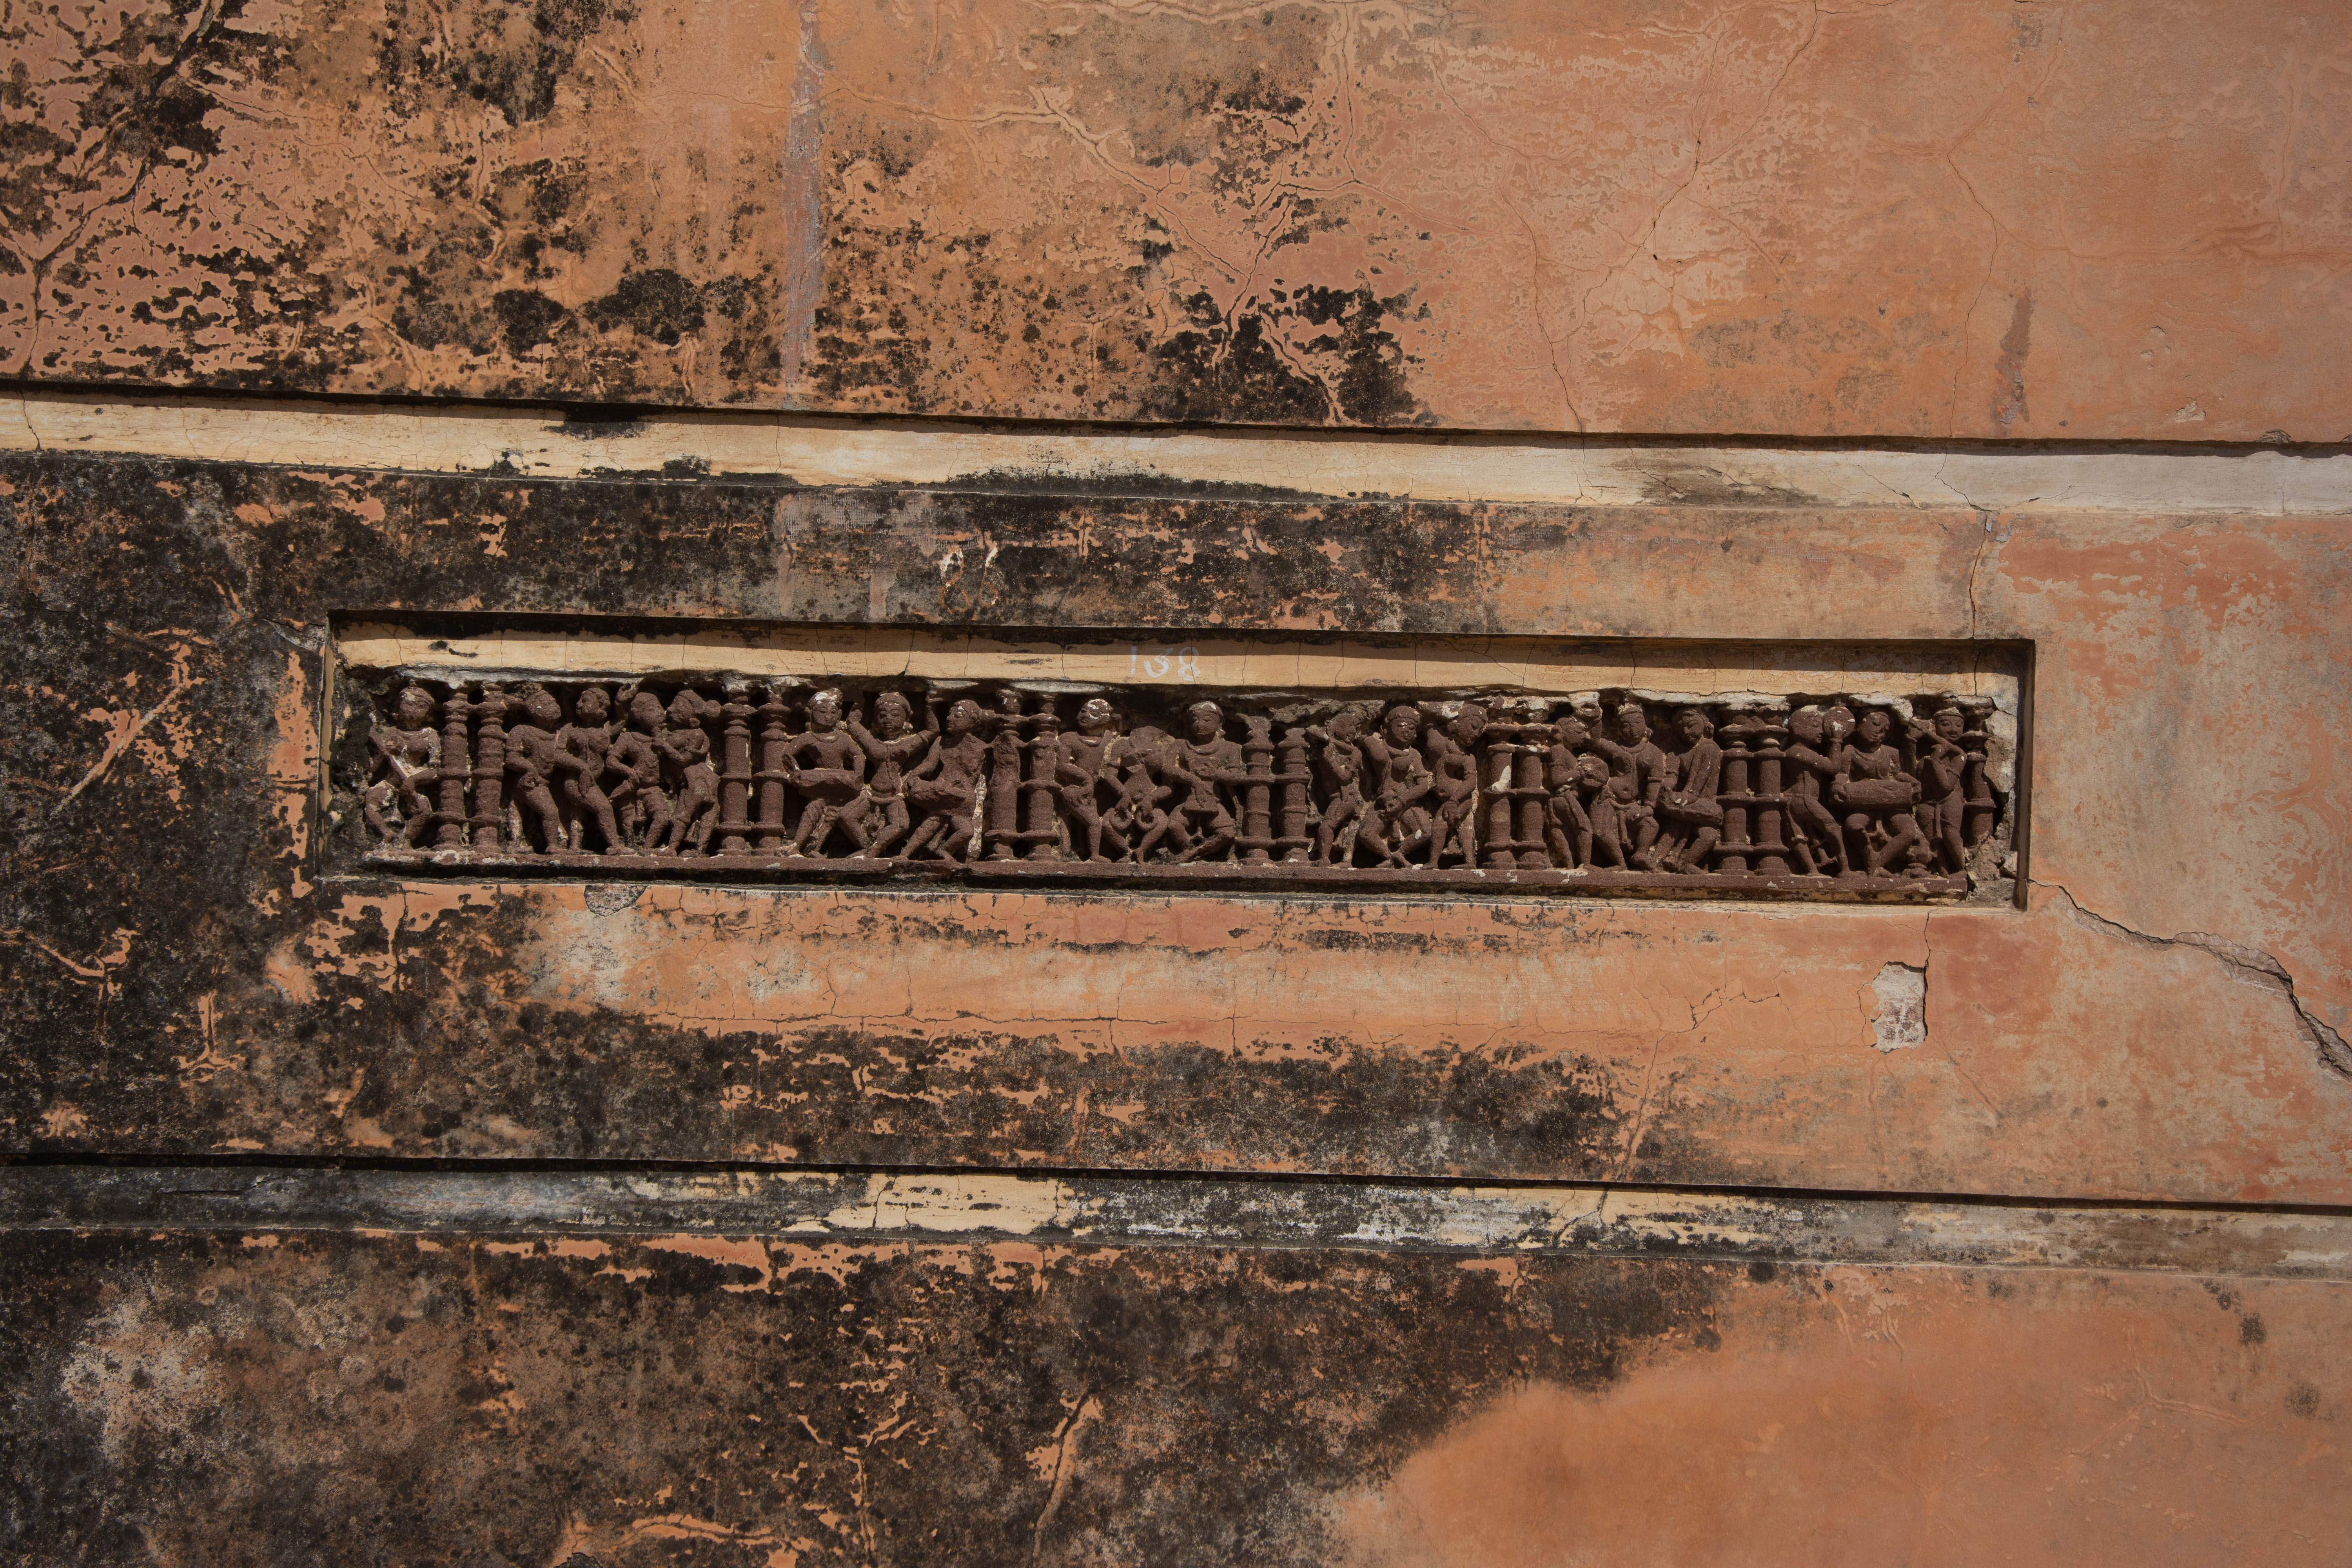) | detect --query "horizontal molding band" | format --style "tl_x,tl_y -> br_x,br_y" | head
7,1165 -> 2347,1280
10,389 -> 2350,514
